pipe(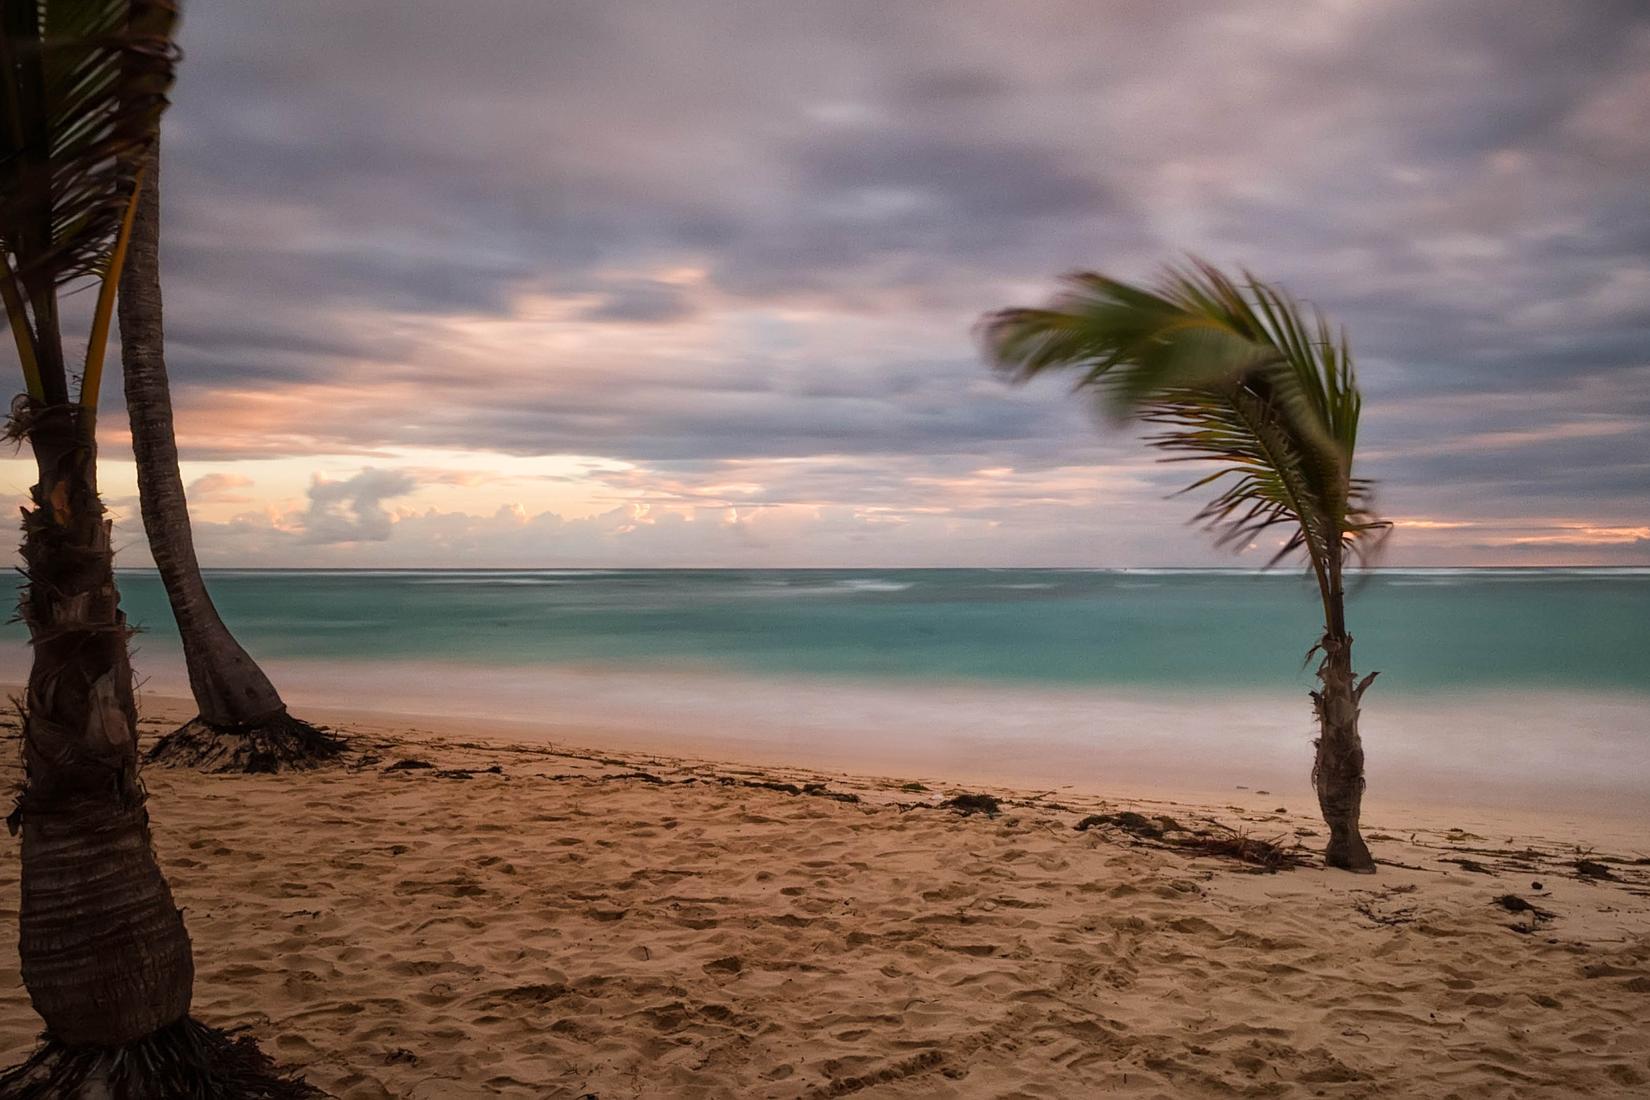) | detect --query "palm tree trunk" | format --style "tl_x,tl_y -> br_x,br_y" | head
11,402 -> 194,1045
4,408 -> 321,1097
1310,584 -> 1376,873
117,150 -> 342,772
119,150 -> 283,727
